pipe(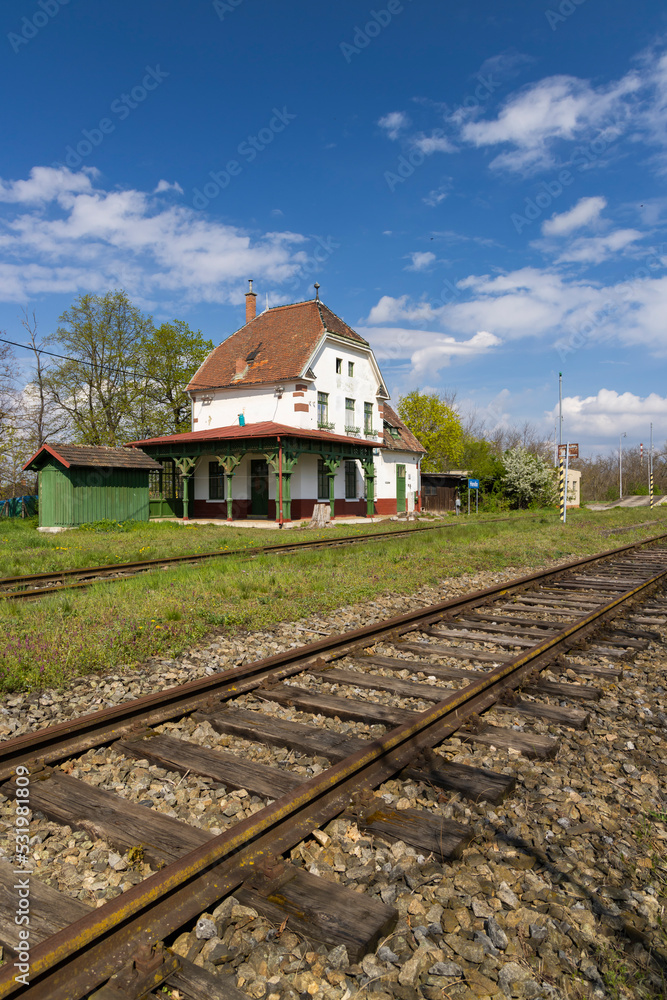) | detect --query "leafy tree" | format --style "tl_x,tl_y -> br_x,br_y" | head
44,291 -> 152,446
459,436 -> 504,480
398,389 -> 463,473
500,447 -> 557,509
131,321 -> 213,439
